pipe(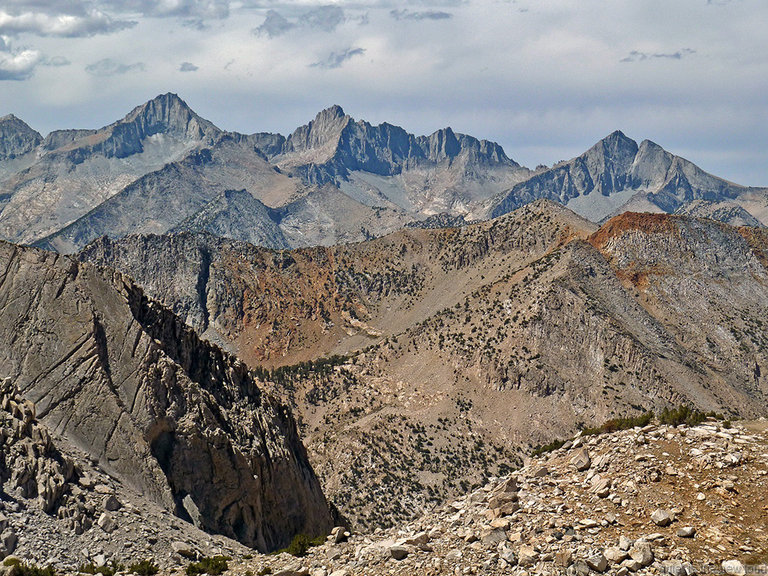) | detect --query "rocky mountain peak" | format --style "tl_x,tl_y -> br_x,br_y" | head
0,113 -> 43,160
585,130 -> 639,166
284,105 -> 351,155
424,127 -> 461,160
319,104 -> 346,121
120,91 -> 221,144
